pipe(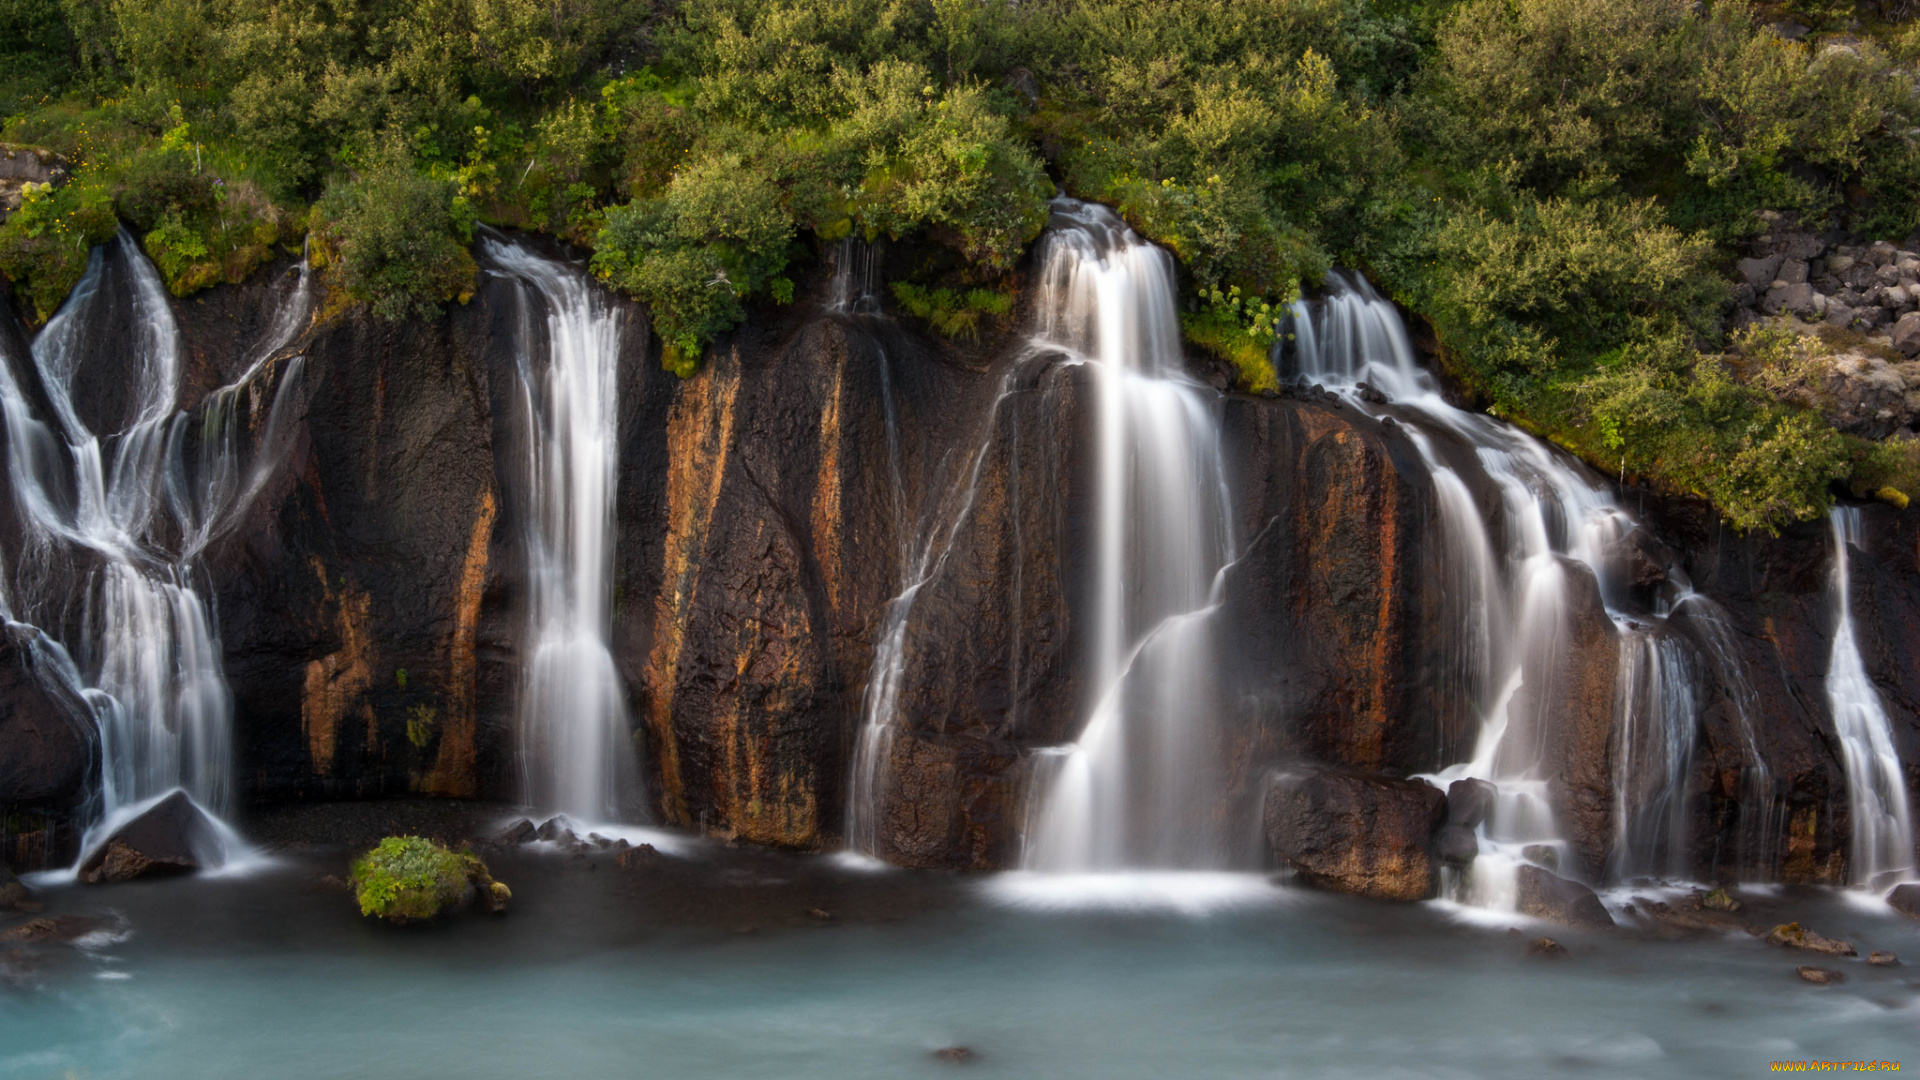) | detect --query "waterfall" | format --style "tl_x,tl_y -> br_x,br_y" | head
1824,507 -> 1915,889
0,235 -> 310,866
827,237 -> 882,315
483,238 -> 641,826
1019,199 -> 1236,871
1287,274 -> 1721,902
1609,630 -> 1697,880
